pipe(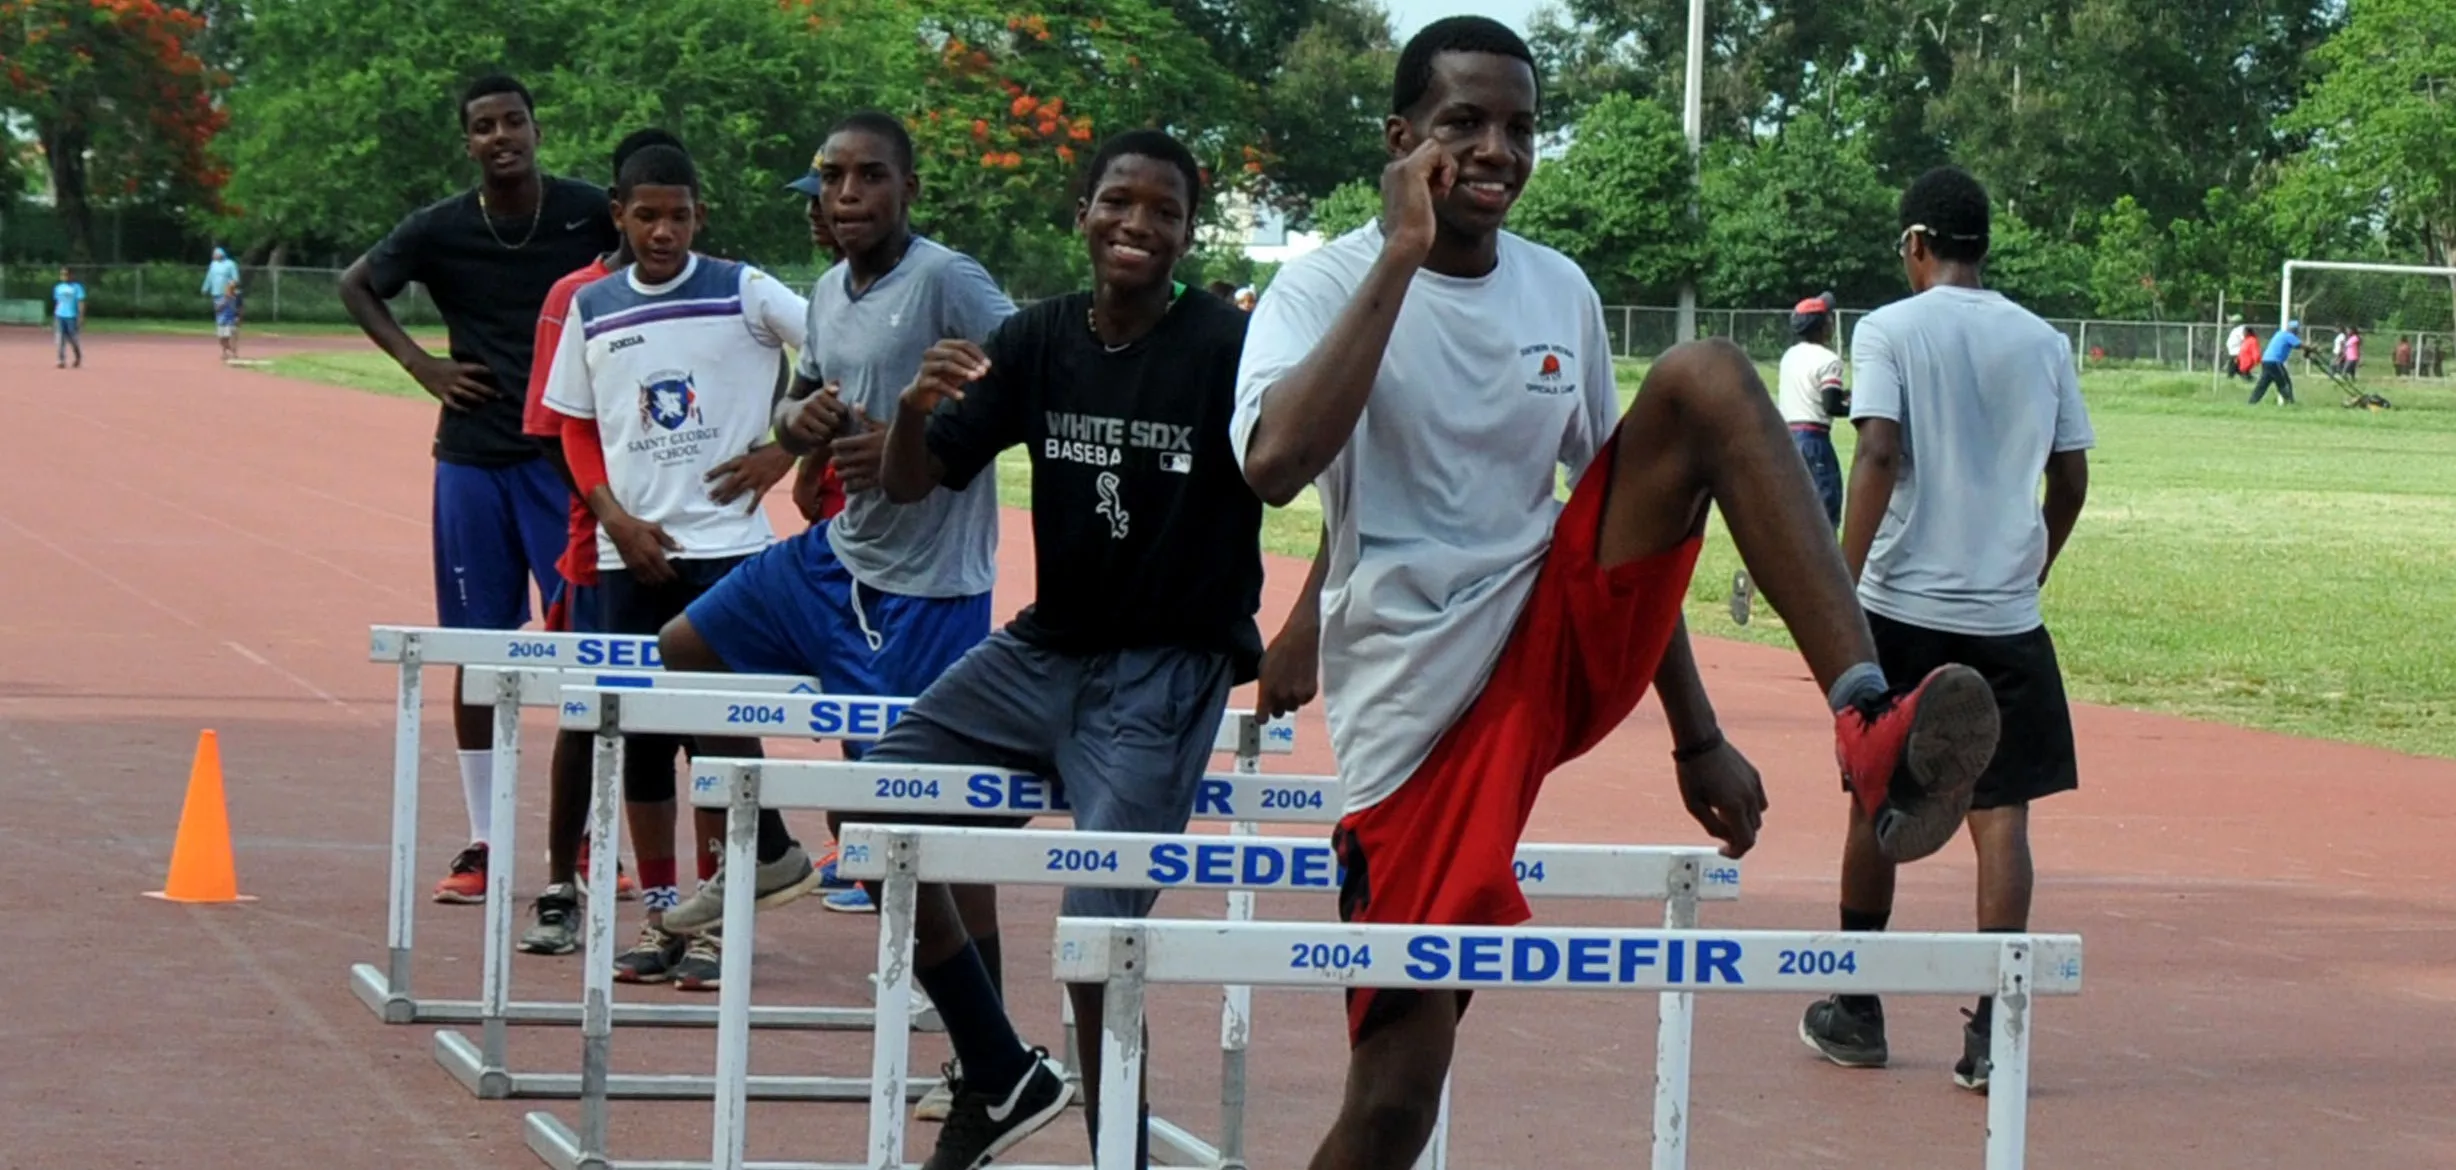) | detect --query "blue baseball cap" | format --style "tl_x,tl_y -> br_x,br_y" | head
784,145 -> 823,197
